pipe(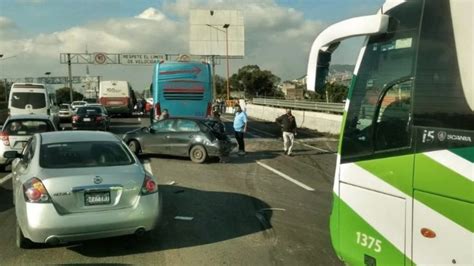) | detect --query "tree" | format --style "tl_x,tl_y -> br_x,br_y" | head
214,75 -> 226,98
56,87 -> 84,104
304,82 -> 348,103
325,83 -> 348,103
228,65 -> 281,98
